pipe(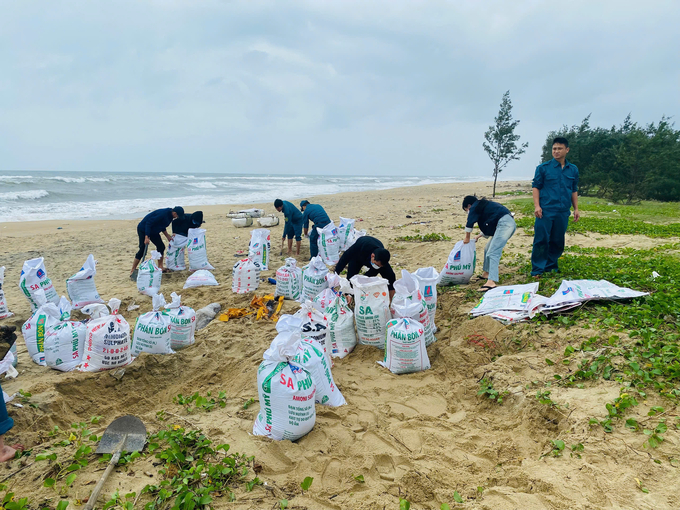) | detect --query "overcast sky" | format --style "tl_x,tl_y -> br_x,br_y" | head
1,0 -> 678,178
